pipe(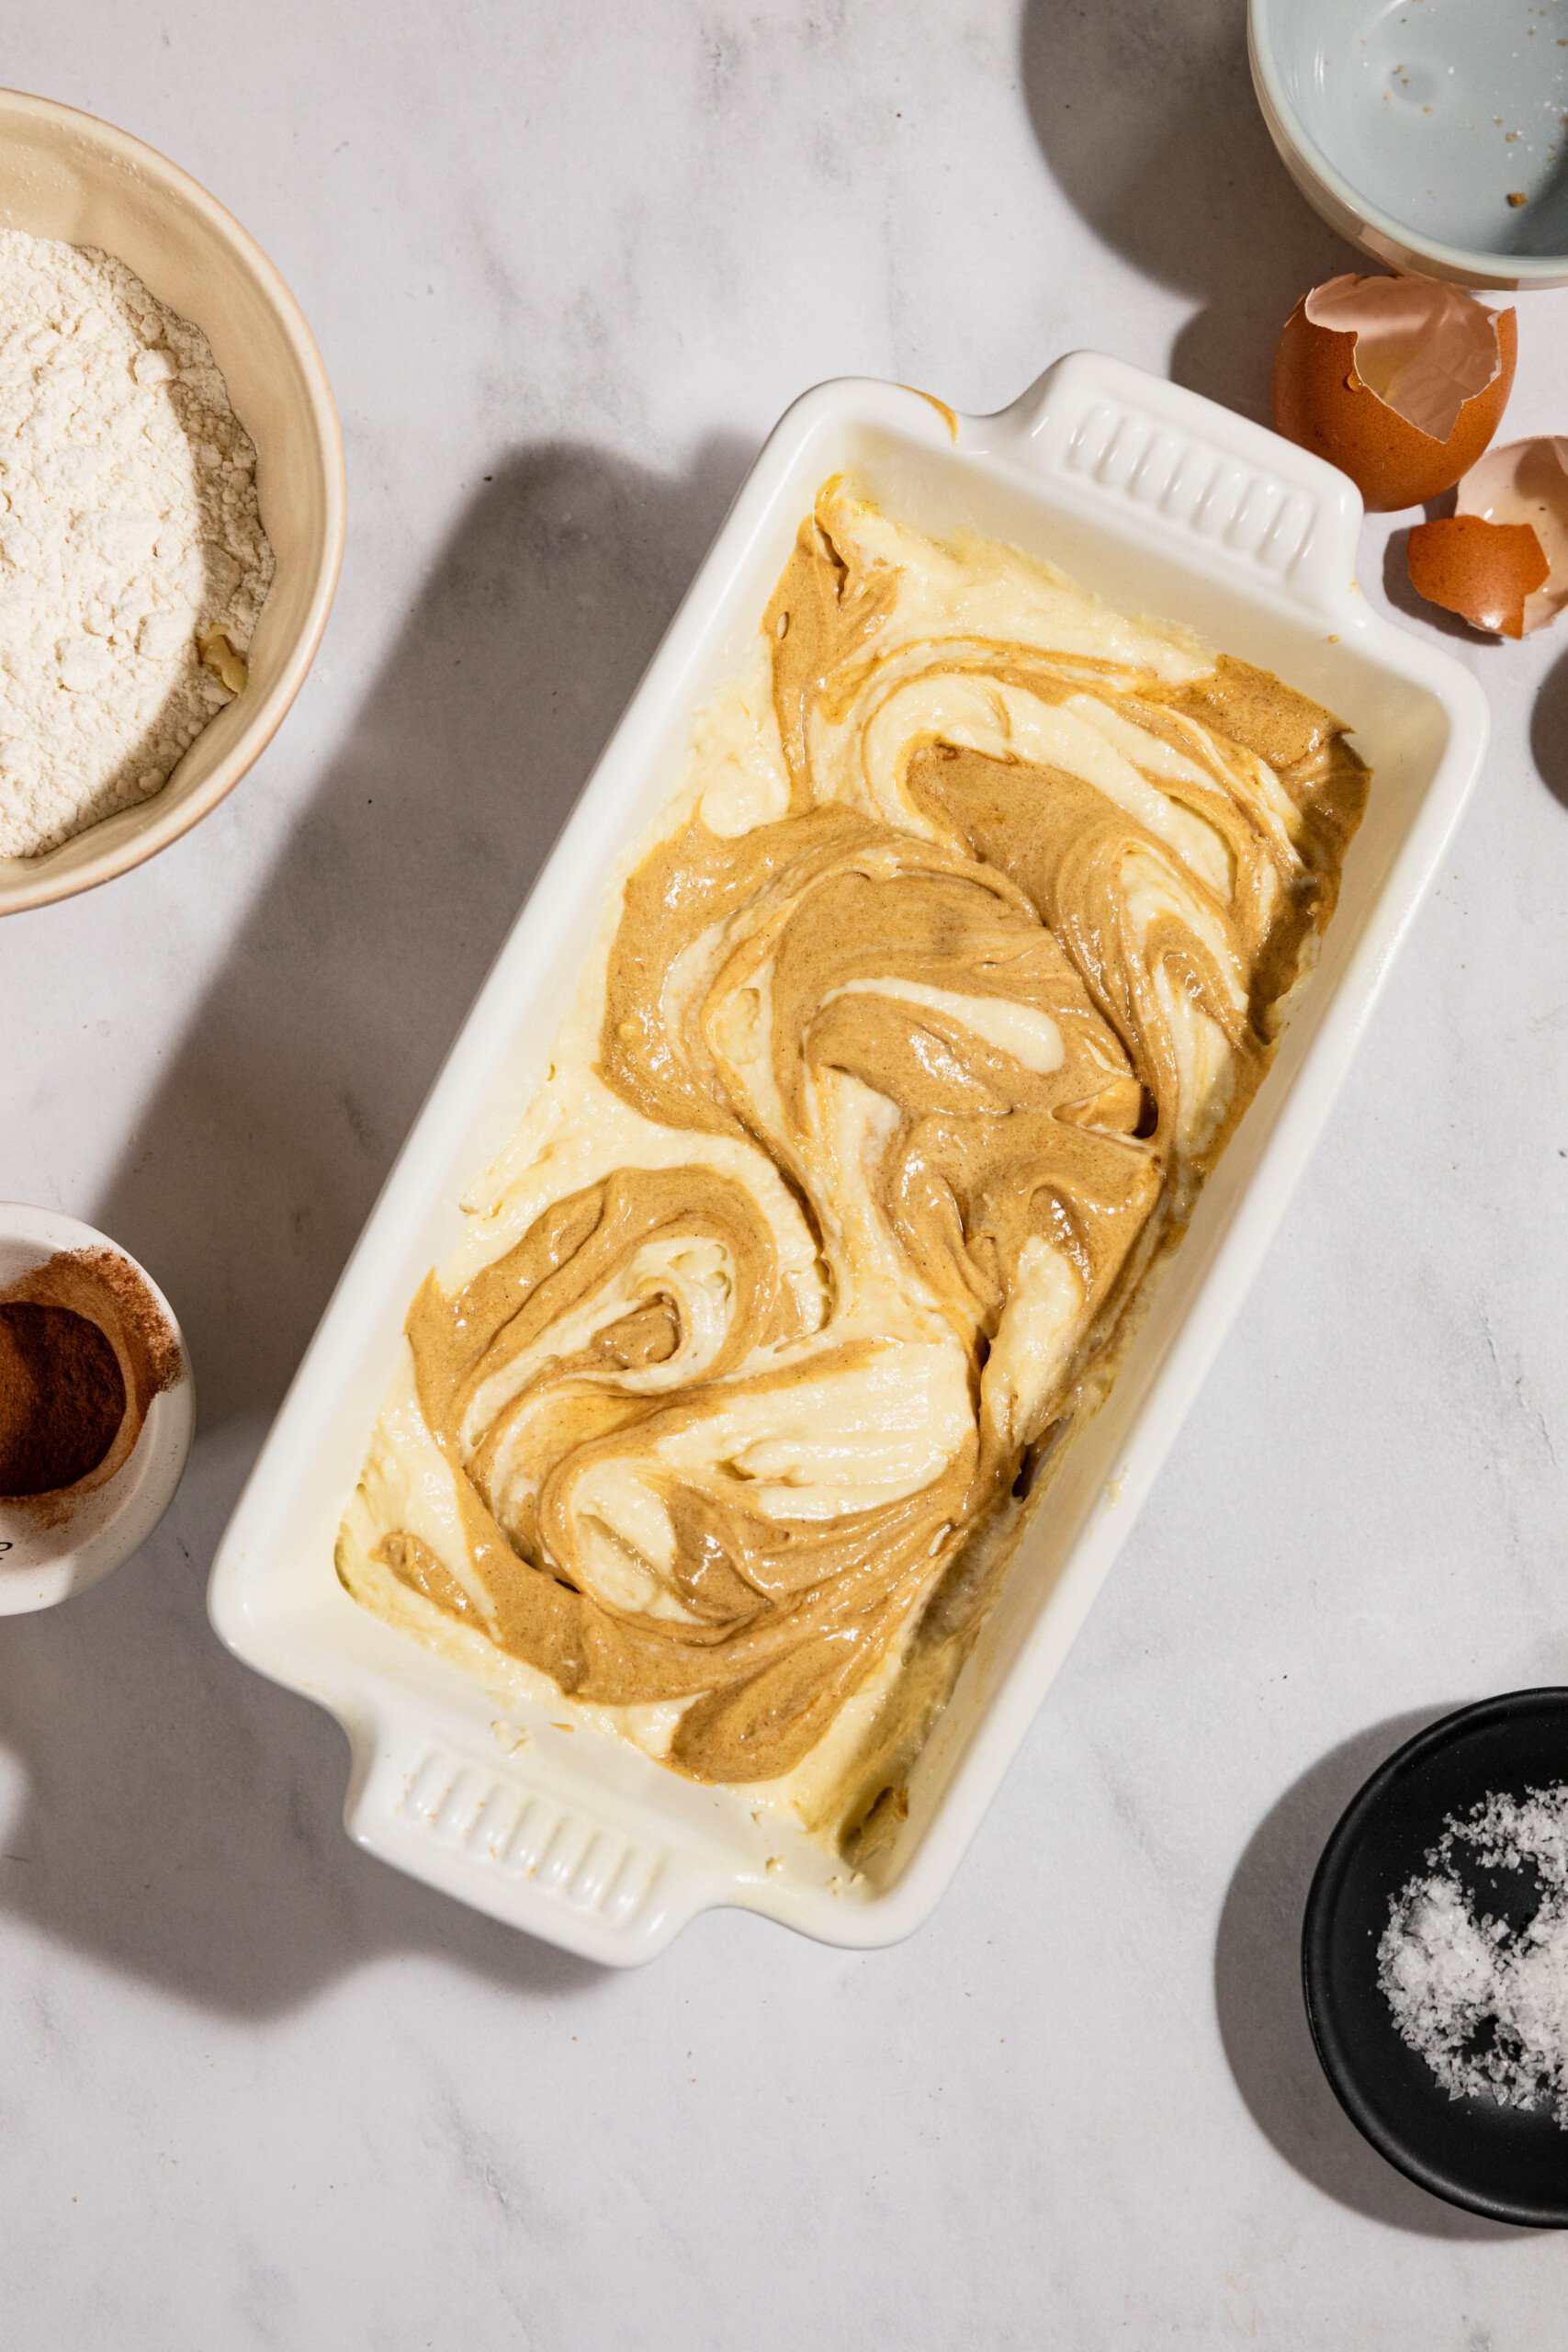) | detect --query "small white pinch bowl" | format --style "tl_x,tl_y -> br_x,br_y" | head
0,87 -> 346,915
0,1204 -> 194,1616
1250,0 -> 1568,289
